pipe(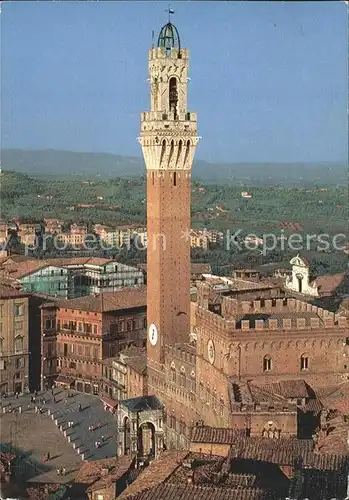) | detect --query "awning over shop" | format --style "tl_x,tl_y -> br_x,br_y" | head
55,375 -> 75,387
100,395 -> 117,409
